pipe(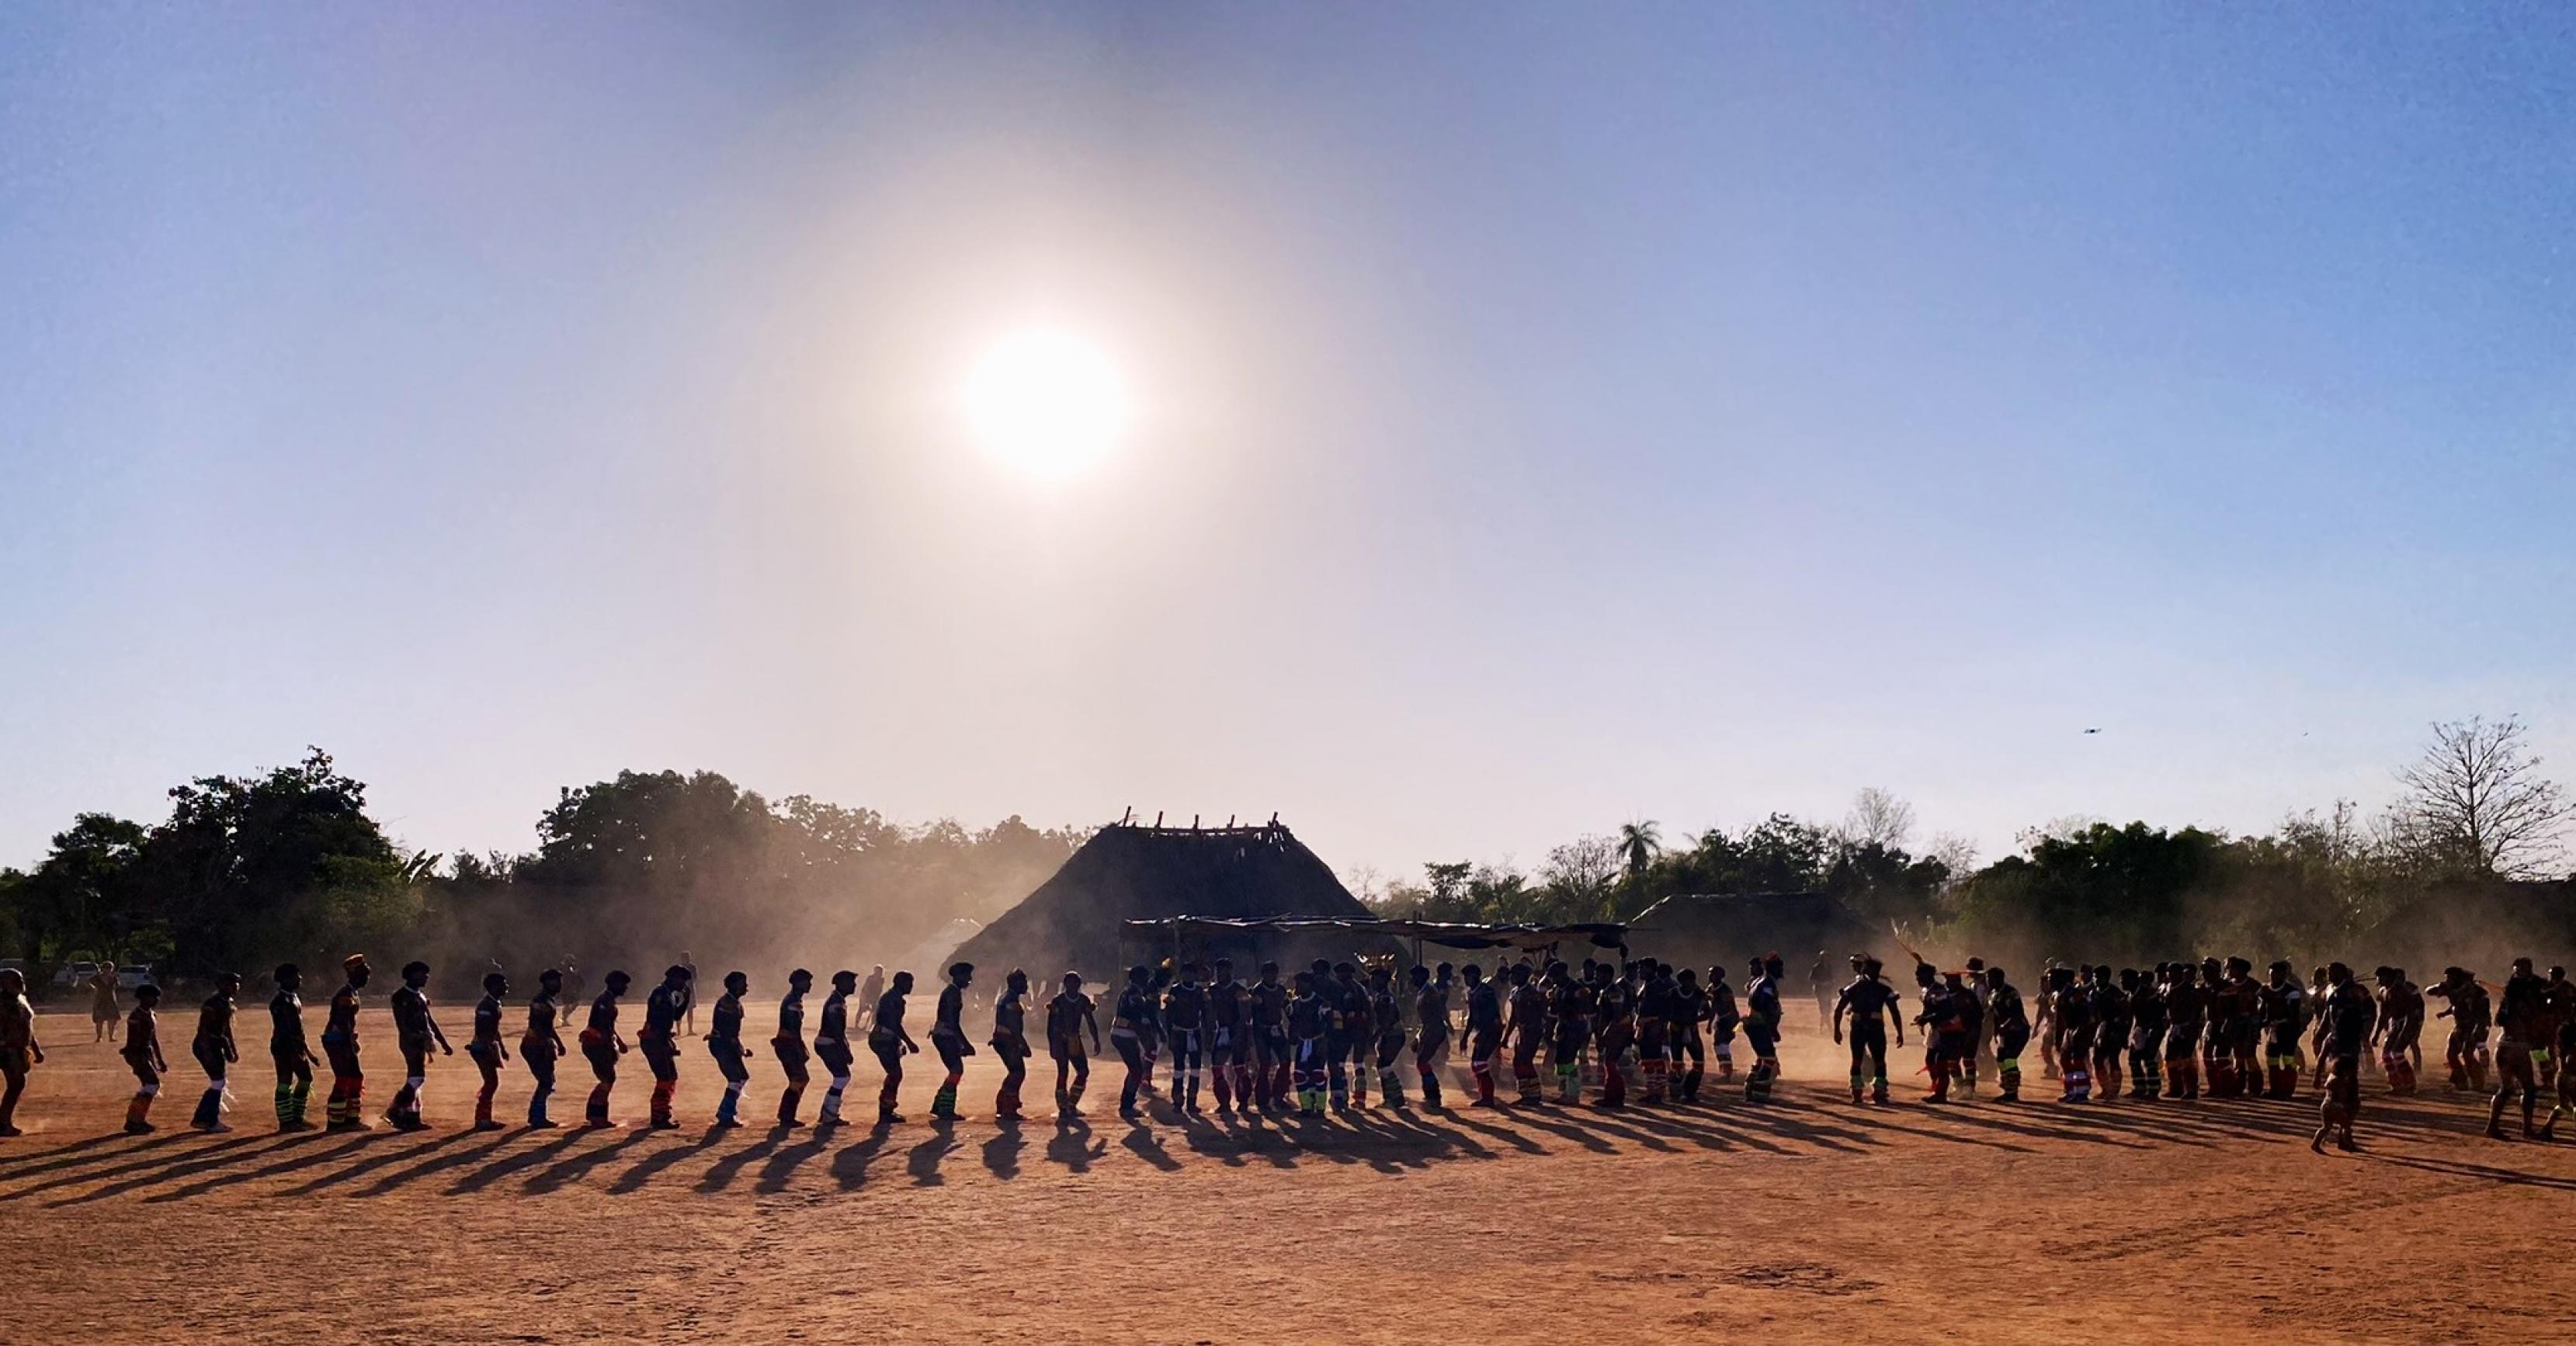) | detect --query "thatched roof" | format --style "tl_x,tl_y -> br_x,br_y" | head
1625,891 -> 1884,971
945,821 -> 1387,981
